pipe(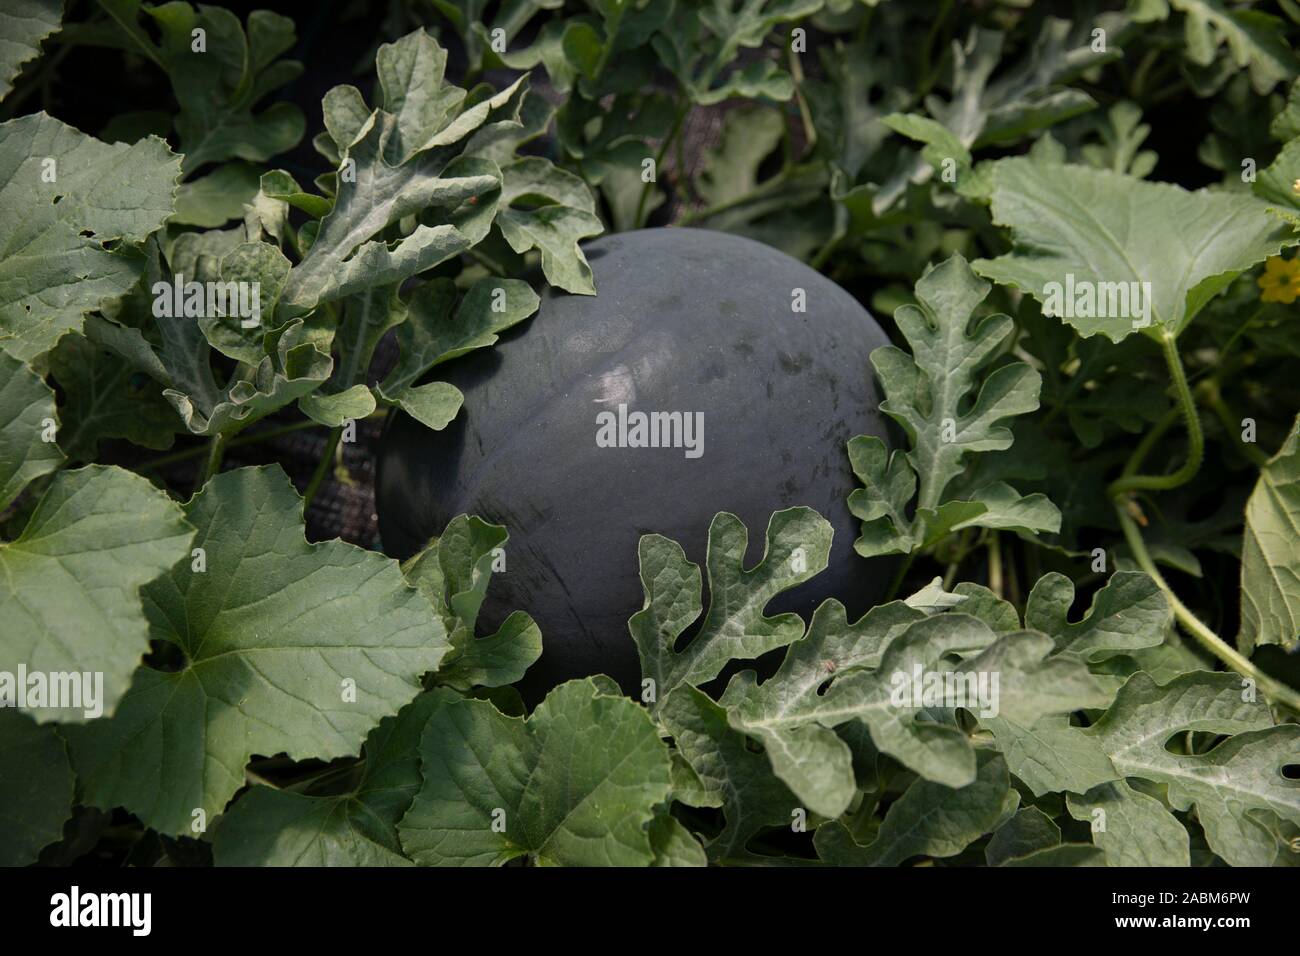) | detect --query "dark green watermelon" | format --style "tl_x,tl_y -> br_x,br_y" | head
376,227 -> 893,697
